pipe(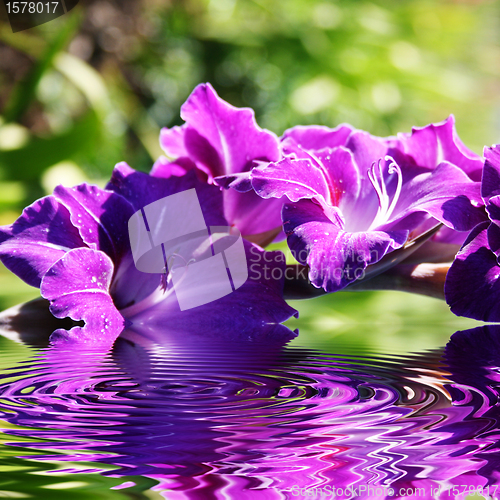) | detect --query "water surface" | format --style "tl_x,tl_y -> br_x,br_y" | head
0,318 -> 498,499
